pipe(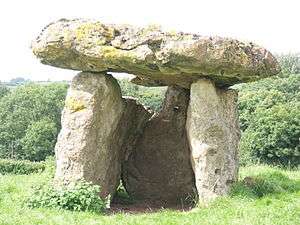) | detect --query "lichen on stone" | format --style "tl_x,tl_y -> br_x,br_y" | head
75,21 -> 115,46
31,18 -> 281,88
65,96 -> 86,112
140,24 -> 162,36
